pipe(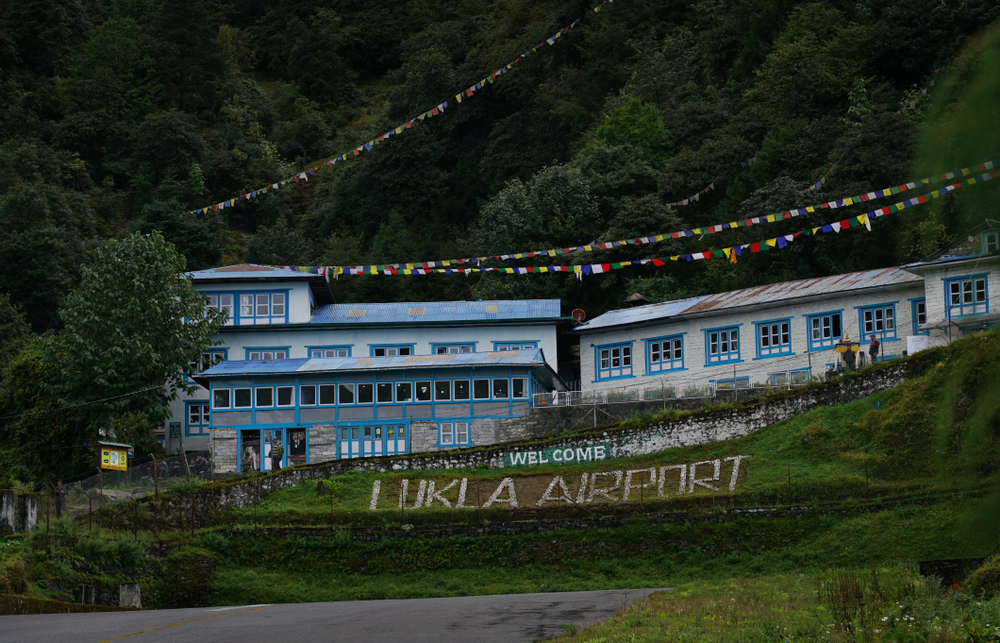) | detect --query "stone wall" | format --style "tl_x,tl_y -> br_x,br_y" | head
213,428 -> 237,473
